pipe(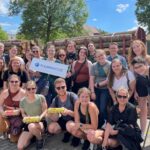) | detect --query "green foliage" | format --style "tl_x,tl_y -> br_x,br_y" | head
0,26 -> 8,40
9,0 -> 88,42
135,0 -> 150,32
